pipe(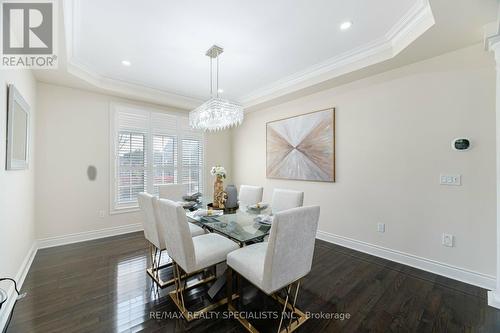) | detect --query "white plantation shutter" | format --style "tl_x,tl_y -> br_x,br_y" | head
150,112 -> 179,196
179,117 -> 204,194
114,109 -> 149,208
117,108 -> 149,131
152,135 -> 177,195
117,132 -> 146,206
181,138 -> 204,194
151,112 -> 177,133
111,105 -> 203,211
